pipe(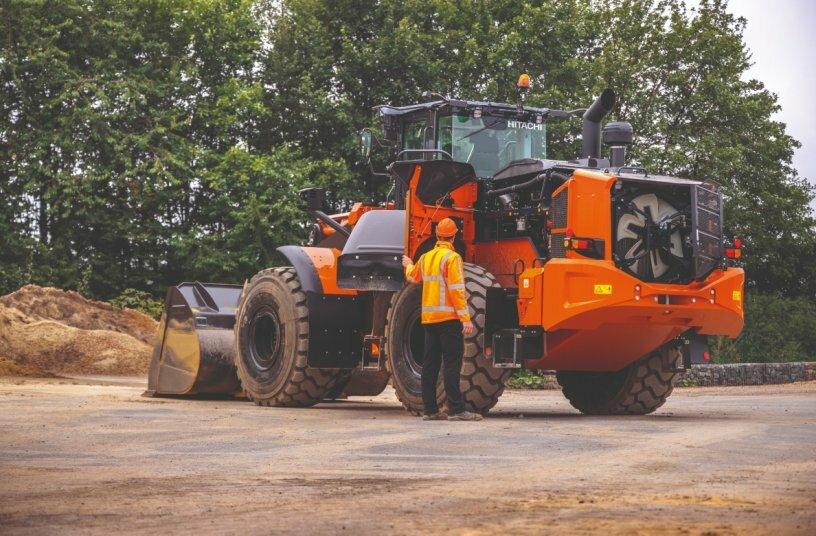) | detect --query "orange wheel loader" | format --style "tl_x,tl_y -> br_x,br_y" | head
146,79 -> 744,415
